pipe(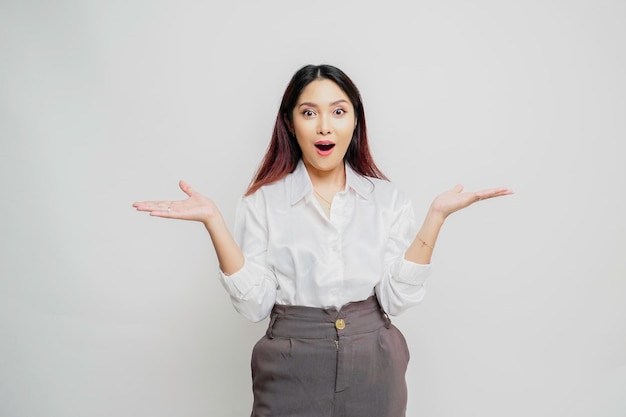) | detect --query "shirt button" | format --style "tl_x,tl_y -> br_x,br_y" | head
335,318 -> 346,330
